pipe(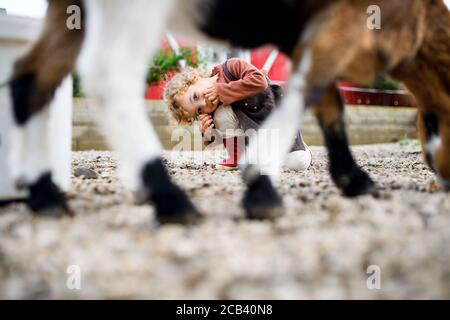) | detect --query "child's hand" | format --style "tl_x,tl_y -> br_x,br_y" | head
199,114 -> 214,136
205,85 -> 219,107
